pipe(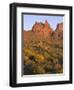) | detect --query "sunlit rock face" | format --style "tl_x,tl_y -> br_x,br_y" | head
24,20 -> 53,41
23,21 -> 63,42
53,23 -> 63,40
